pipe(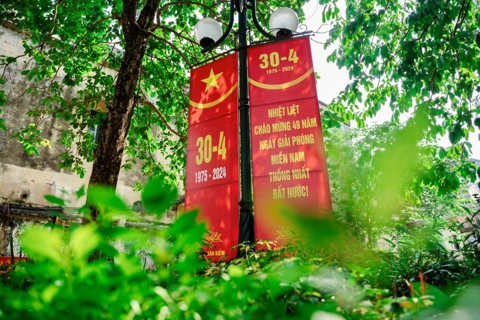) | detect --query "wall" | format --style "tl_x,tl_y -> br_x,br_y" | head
0,23 -> 144,207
